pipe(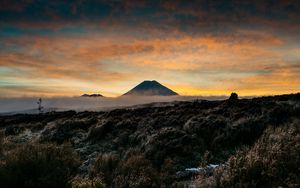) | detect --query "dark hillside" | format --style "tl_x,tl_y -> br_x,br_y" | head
0,93 -> 299,187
